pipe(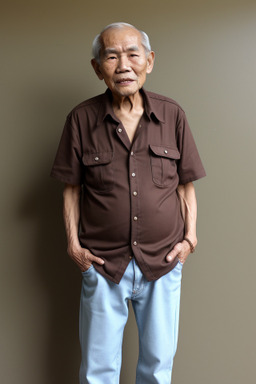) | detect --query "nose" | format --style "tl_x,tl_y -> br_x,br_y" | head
116,55 -> 131,73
